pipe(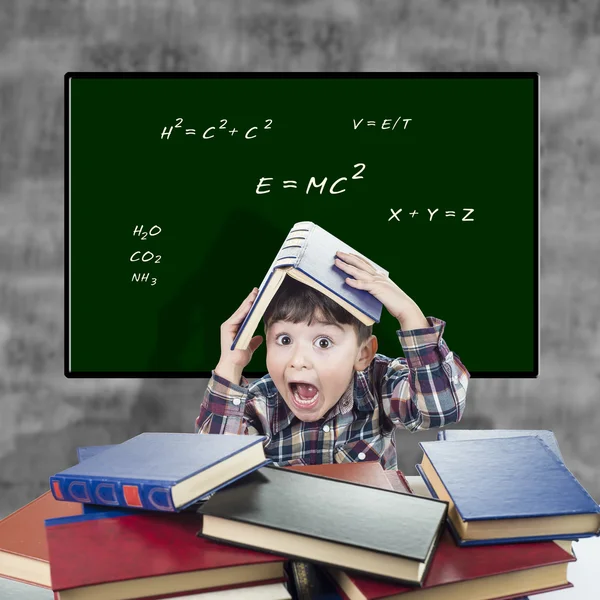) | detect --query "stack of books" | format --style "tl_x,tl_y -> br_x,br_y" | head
387,428 -> 599,600
0,431 -> 446,600
1,429 -> 599,600
1,433 -> 291,600
311,429 -> 600,600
